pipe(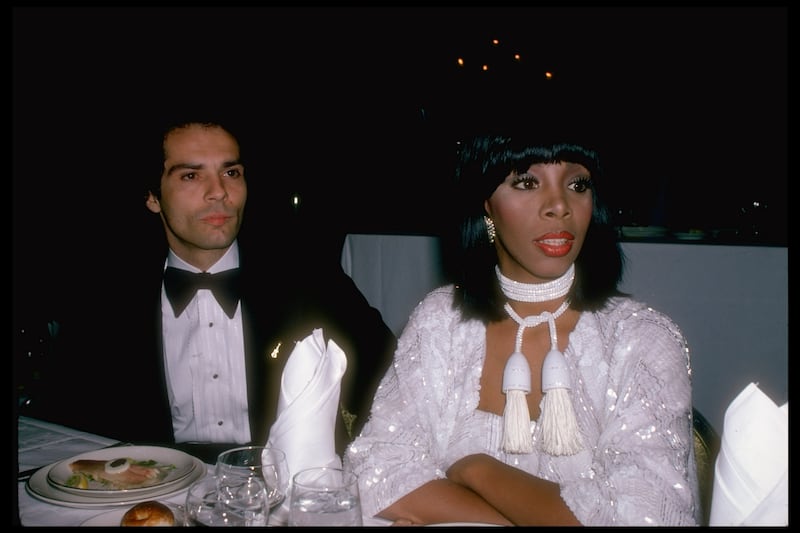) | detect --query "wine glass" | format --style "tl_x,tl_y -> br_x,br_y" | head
184,475 -> 270,527
215,446 -> 289,511
288,467 -> 363,526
